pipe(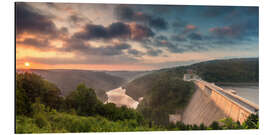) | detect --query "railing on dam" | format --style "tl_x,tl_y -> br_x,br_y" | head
189,78 -> 258,124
